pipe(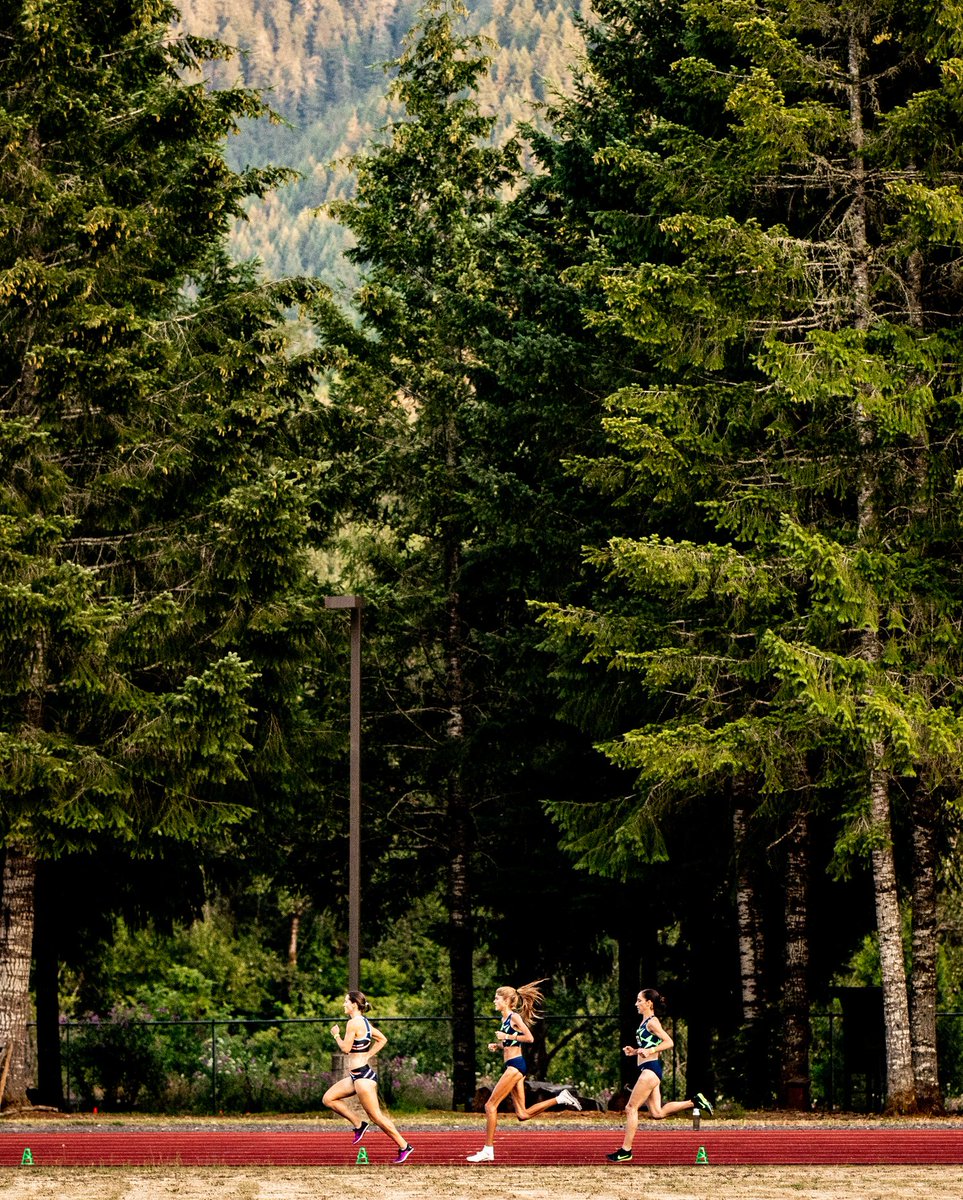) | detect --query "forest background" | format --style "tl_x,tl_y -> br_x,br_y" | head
2,0 -> 963,1120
